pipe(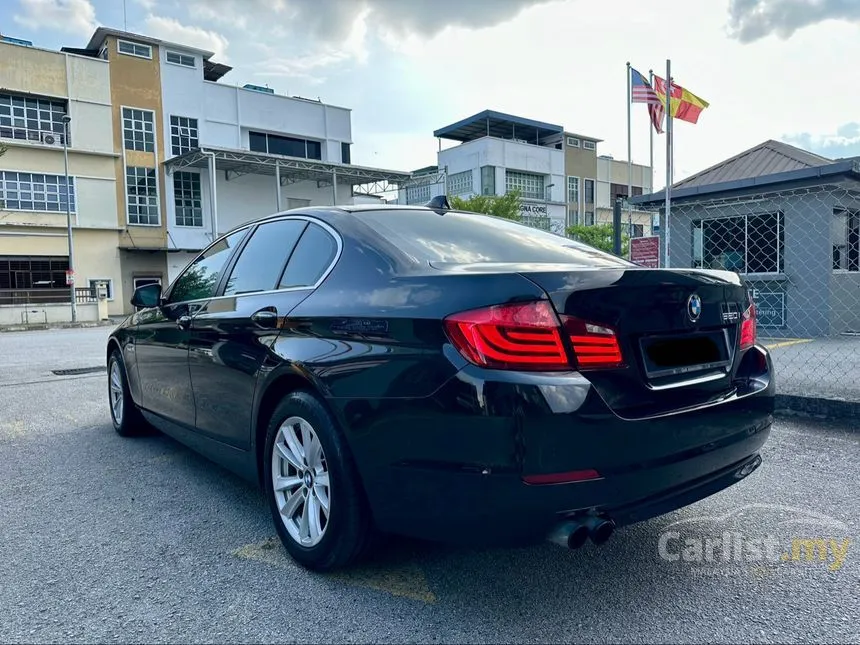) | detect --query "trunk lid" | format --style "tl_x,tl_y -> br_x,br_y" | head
518,266 -> 752,418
